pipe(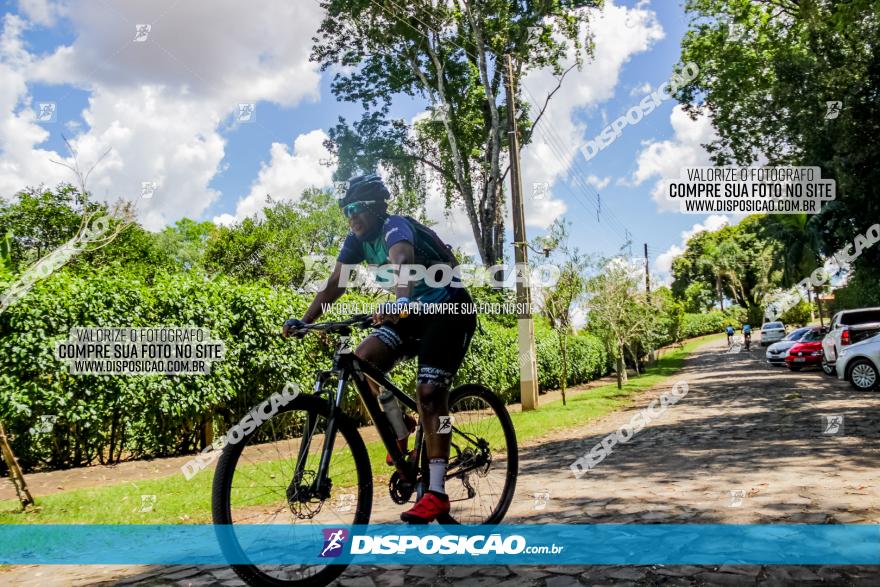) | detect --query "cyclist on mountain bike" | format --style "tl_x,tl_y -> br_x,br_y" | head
742,323 -> 752,349
281,174 -> 477,524
726,325 -> 735,345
